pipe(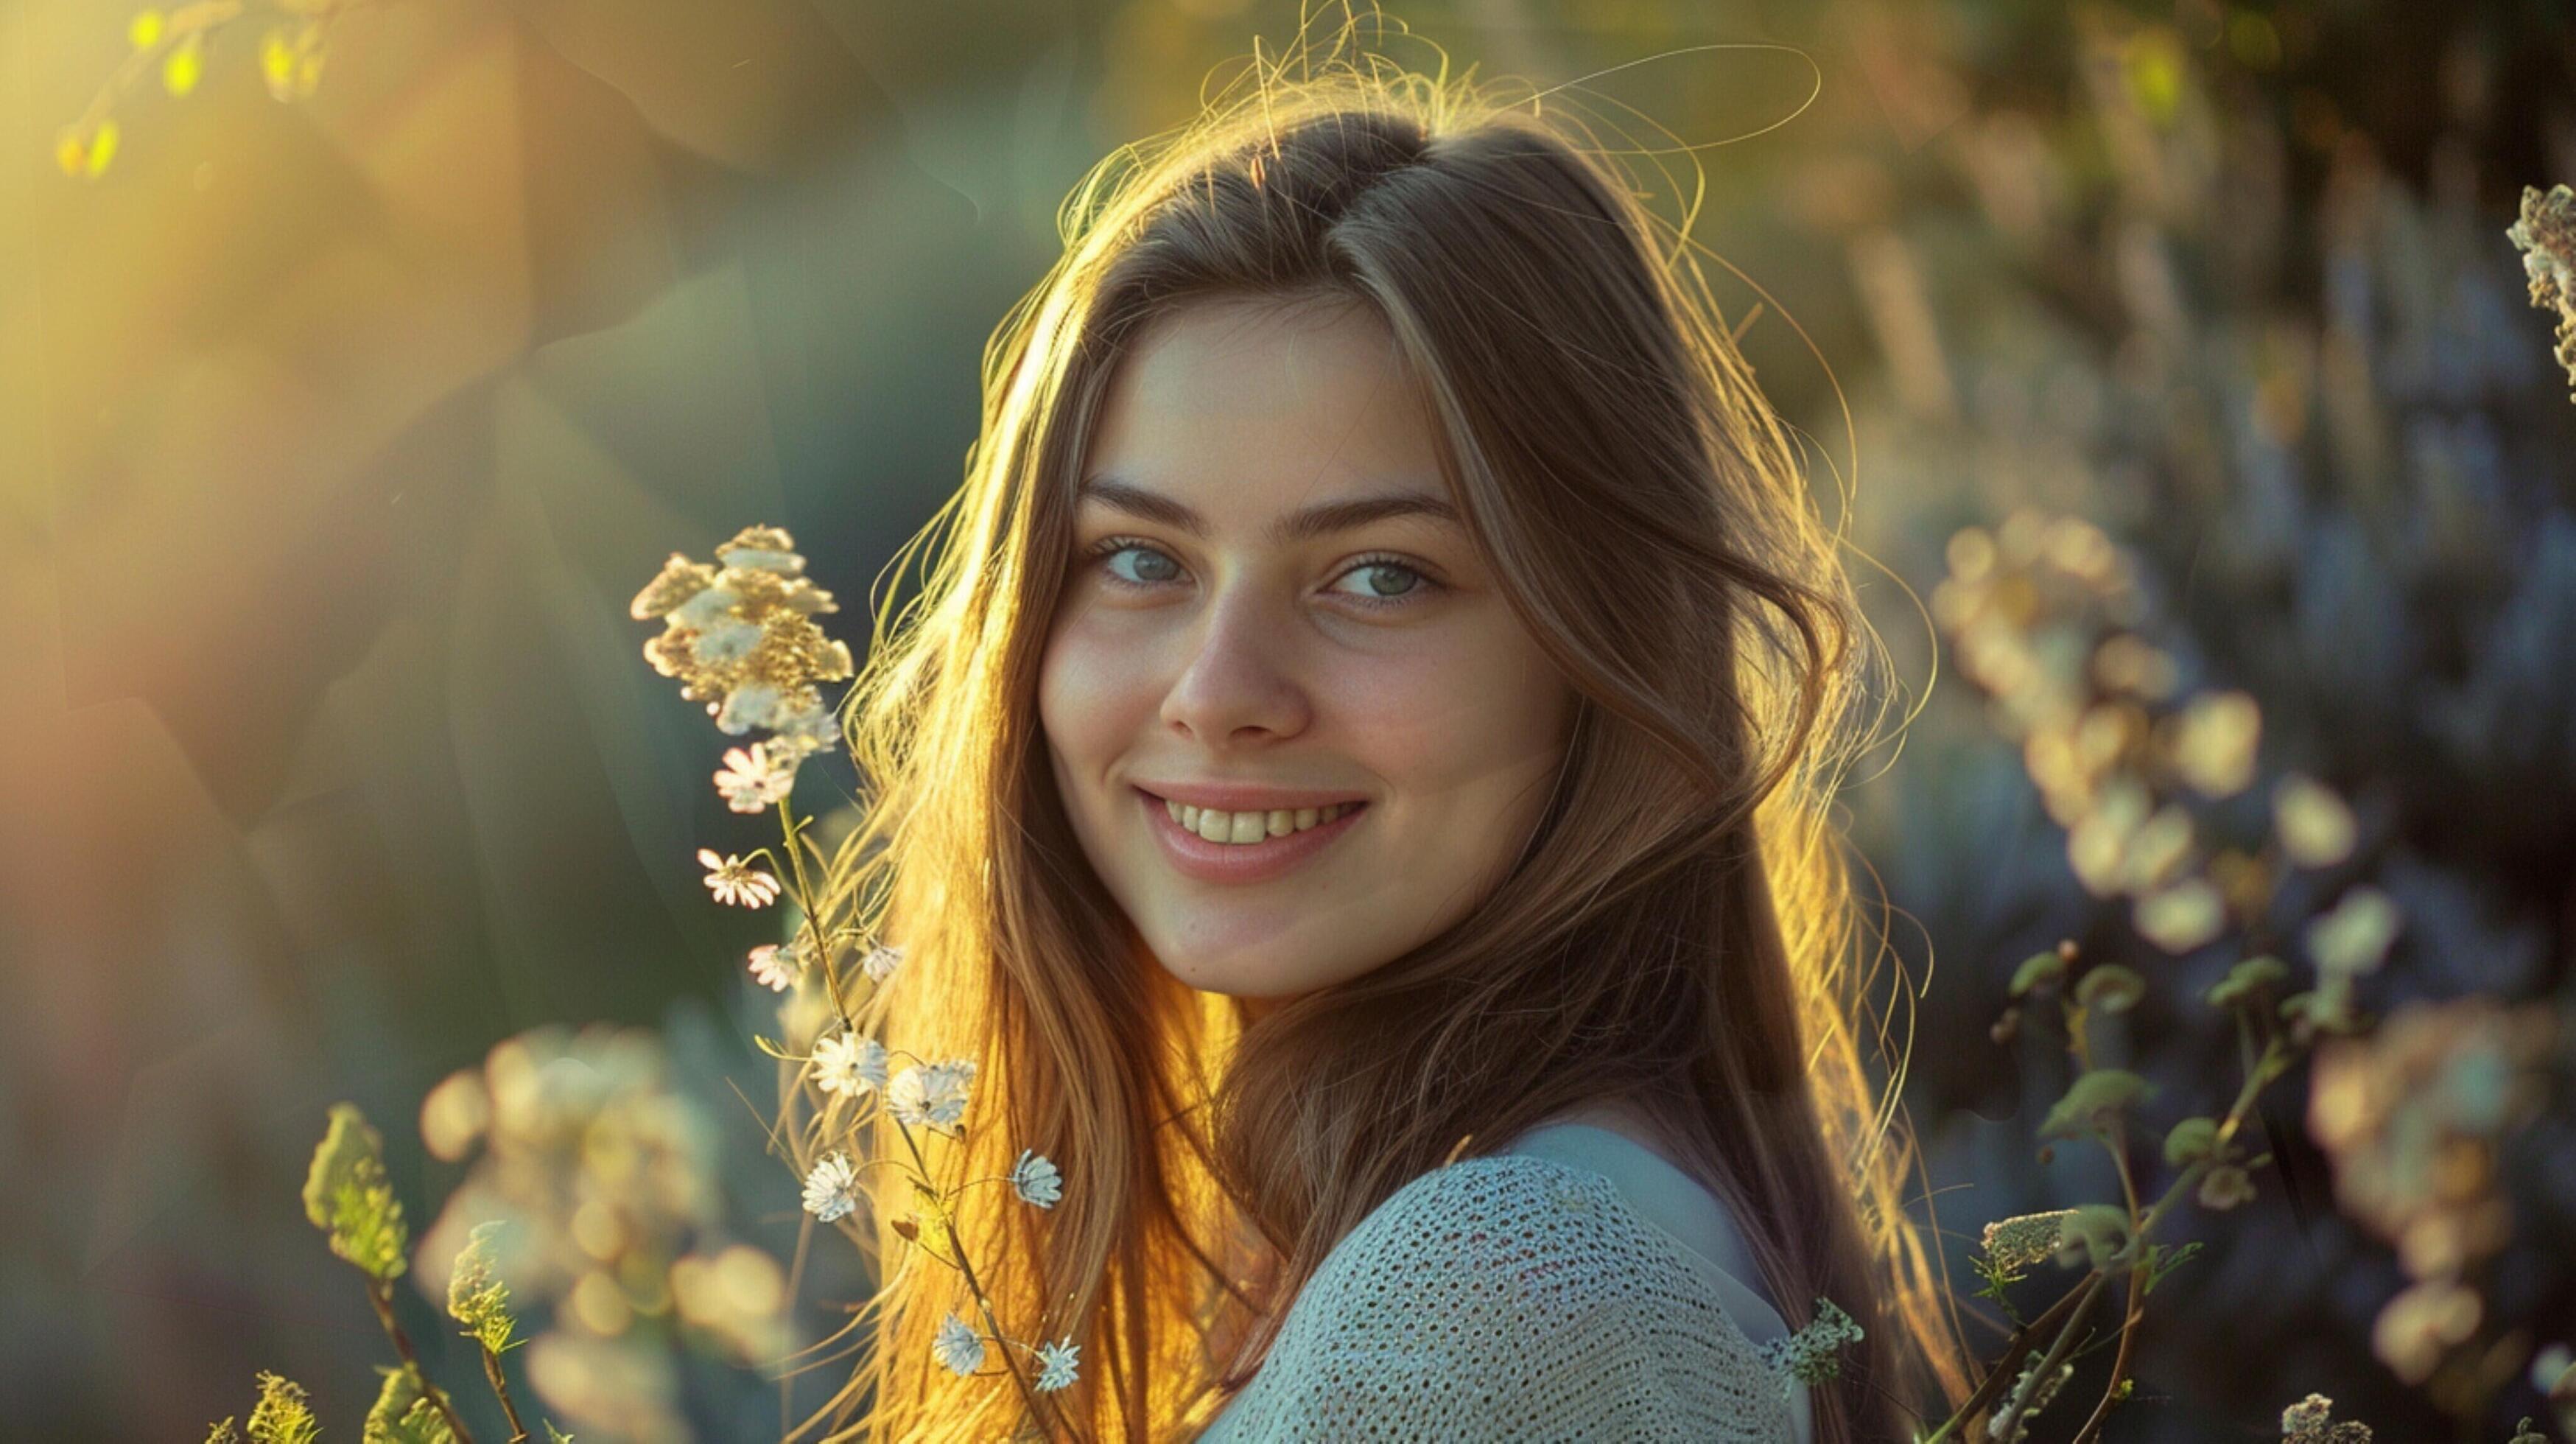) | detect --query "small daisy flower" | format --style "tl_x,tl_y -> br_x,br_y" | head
698,848 -> 782,908
932,1313 -> 985,1376
888,1059 -> 978,1132
713,742 -> 799,813
811,1031 -> 890,1098
860,942 -> 905,984
746,942 -> 795,992
801,1152 -> 860,1223
1033,1336 -> 1080,1392
1009,1149 -> 1063,1209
